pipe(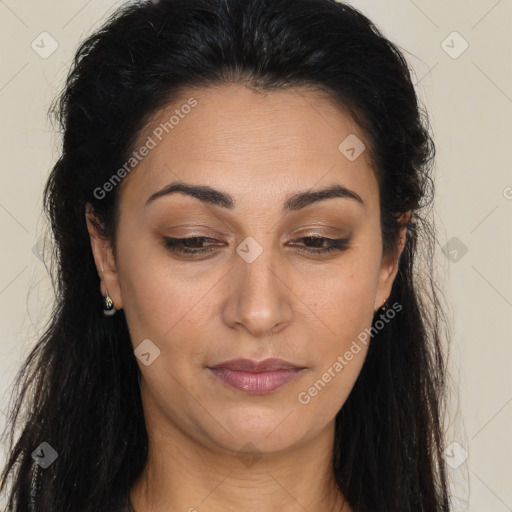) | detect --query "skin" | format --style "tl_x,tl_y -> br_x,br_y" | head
86,83 -> 408,512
